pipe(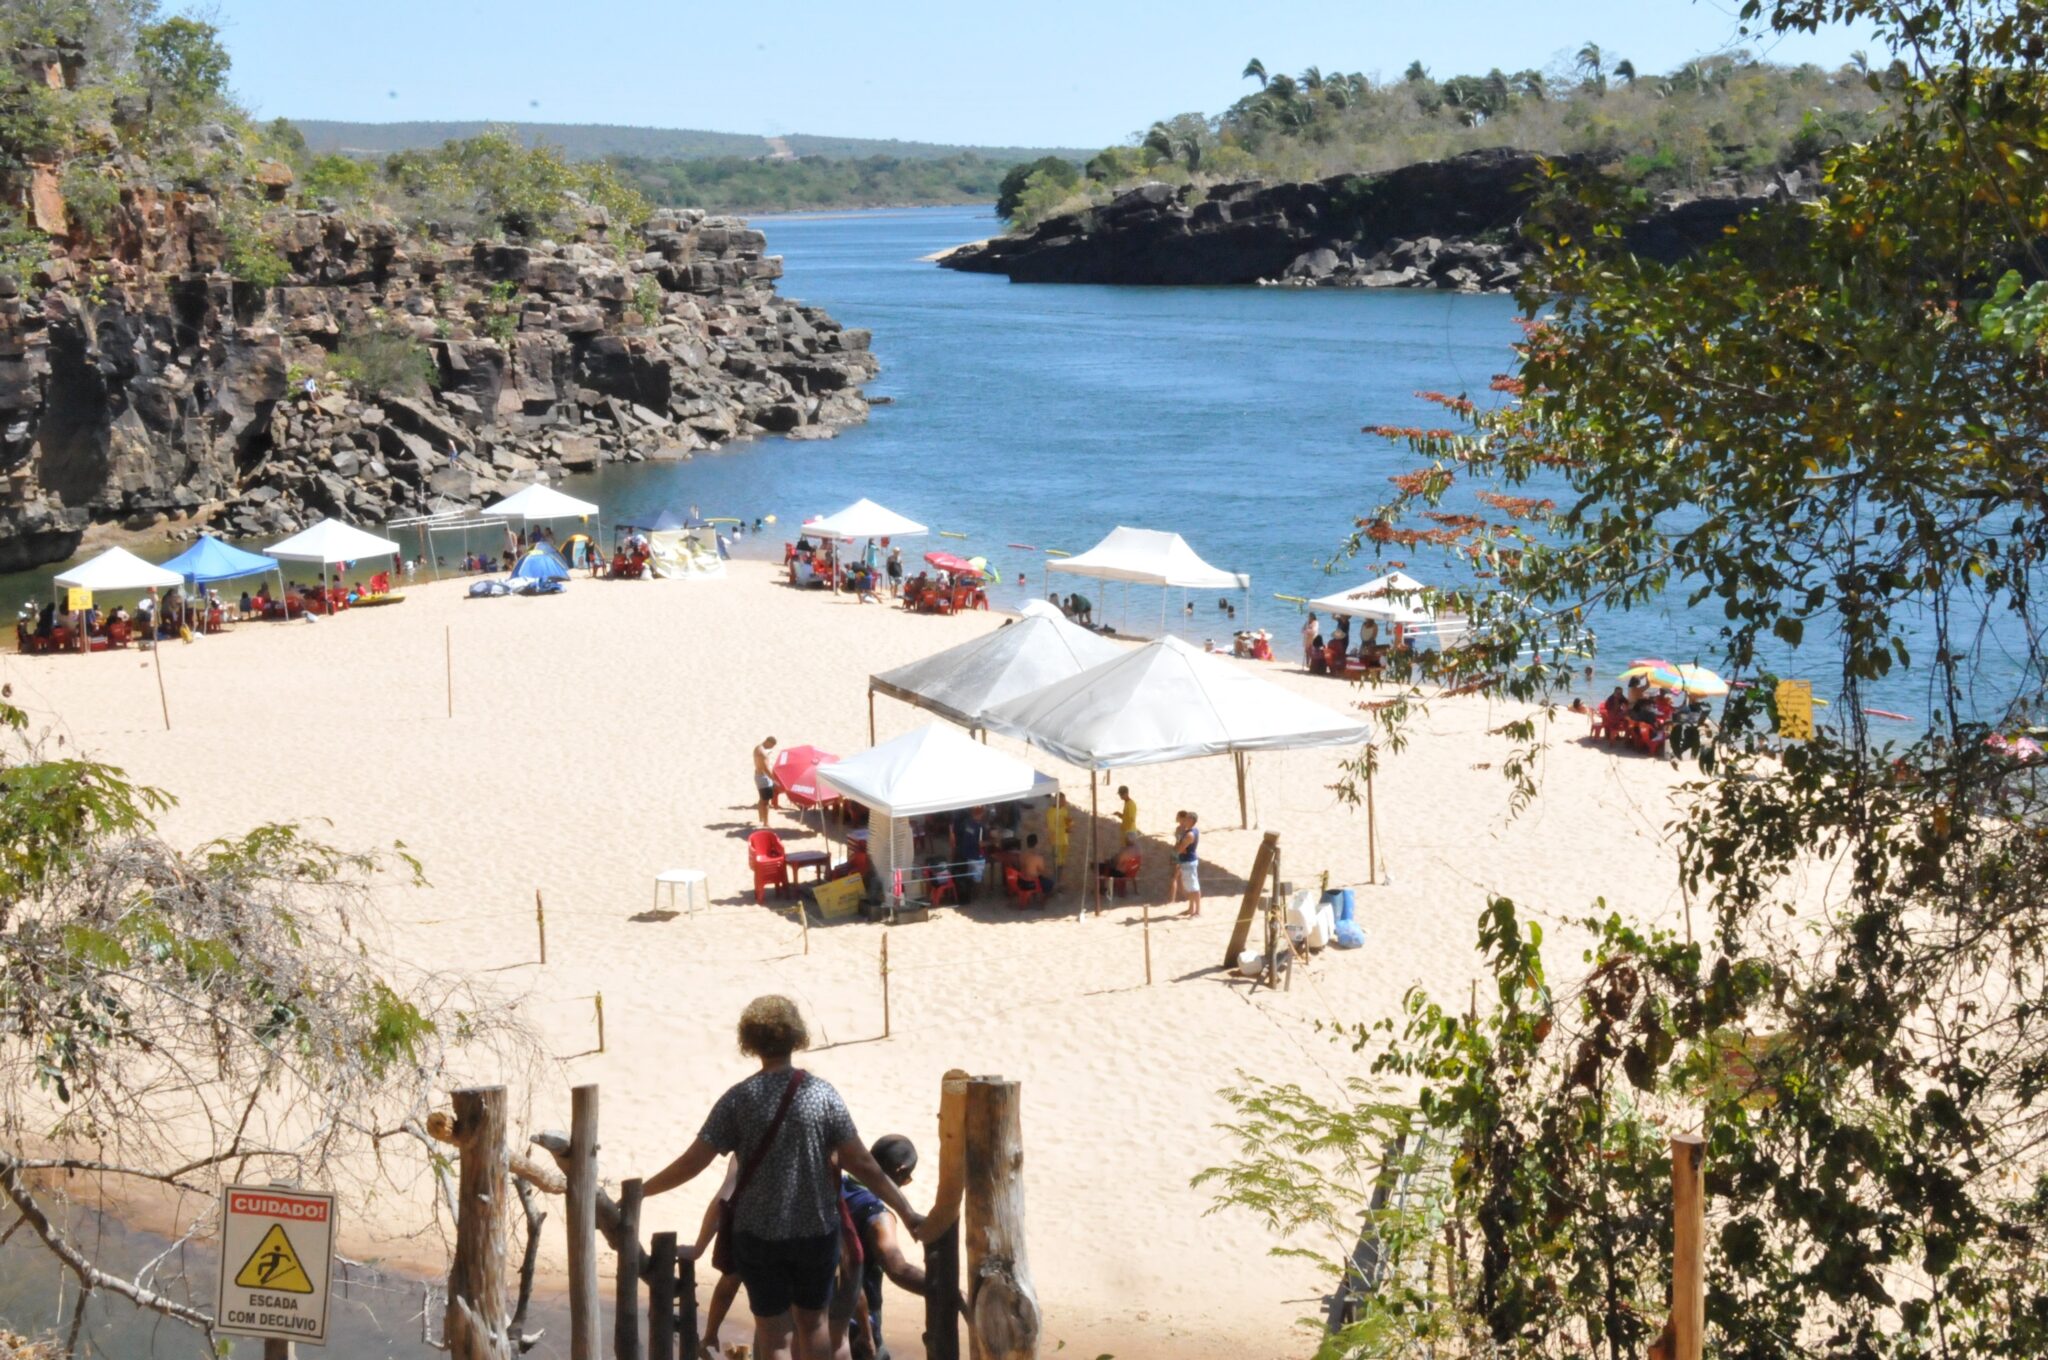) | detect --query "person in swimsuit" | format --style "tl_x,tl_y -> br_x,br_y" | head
755,737 -> 780,827
1171,810 -> 1202,918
